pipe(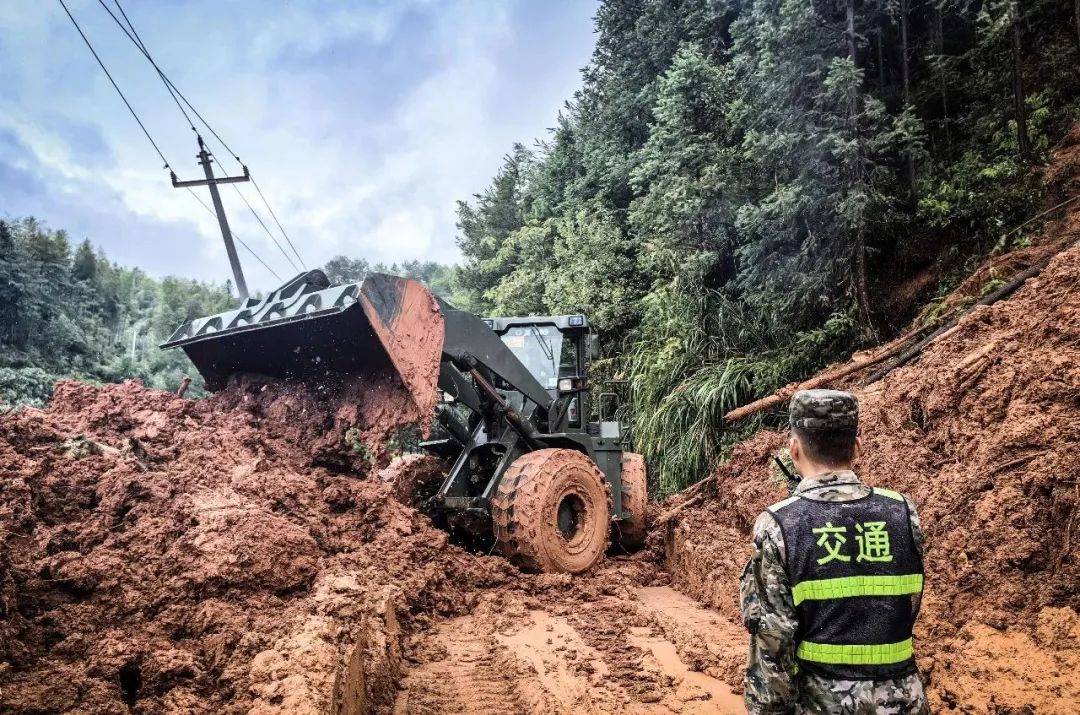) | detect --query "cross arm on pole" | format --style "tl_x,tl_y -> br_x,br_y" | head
171,165 -> 249,188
